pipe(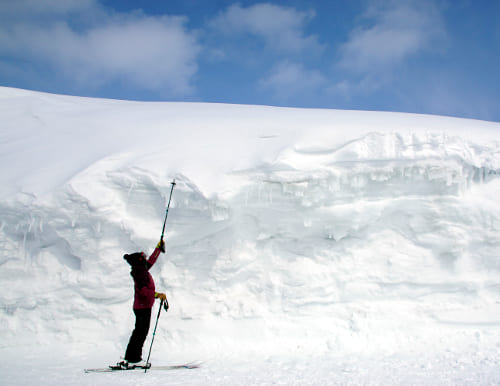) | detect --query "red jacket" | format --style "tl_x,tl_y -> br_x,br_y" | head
130,248 -> 161,309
